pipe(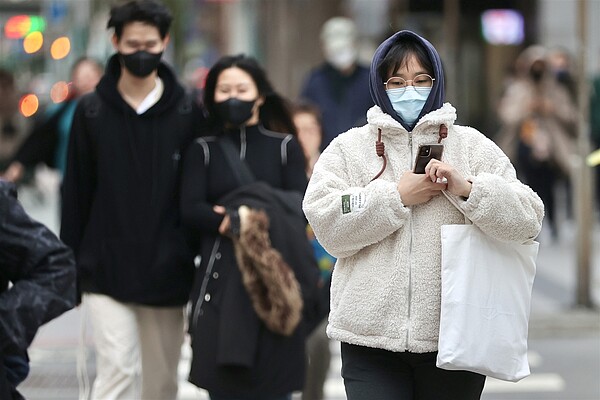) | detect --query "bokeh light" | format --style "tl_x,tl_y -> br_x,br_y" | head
19,94 -> 39,117
4,15 -> 46,39
4,15 -> 31,39
23,31 -> 44,53
50,37 -> 70,60
50,81 -> 70,103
